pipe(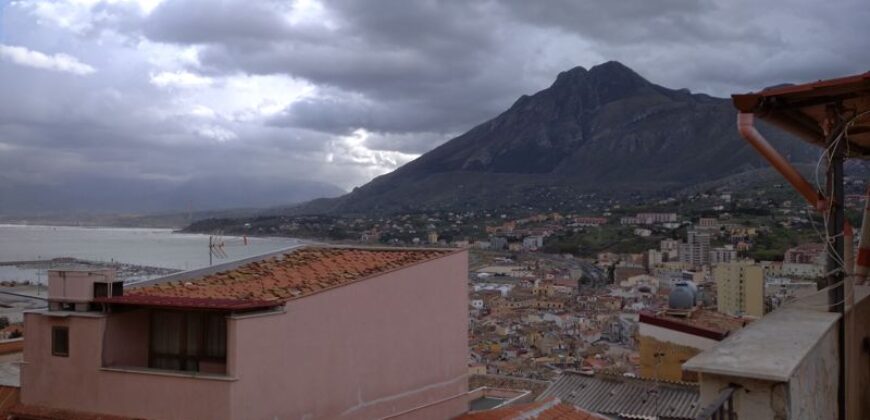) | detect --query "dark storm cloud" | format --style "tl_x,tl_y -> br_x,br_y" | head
142,0 -> 546,136
136,0 -> 870,138
143,0 -> 295,44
